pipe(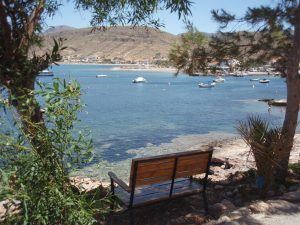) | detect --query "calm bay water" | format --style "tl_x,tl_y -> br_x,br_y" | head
44,64 -> 289,179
